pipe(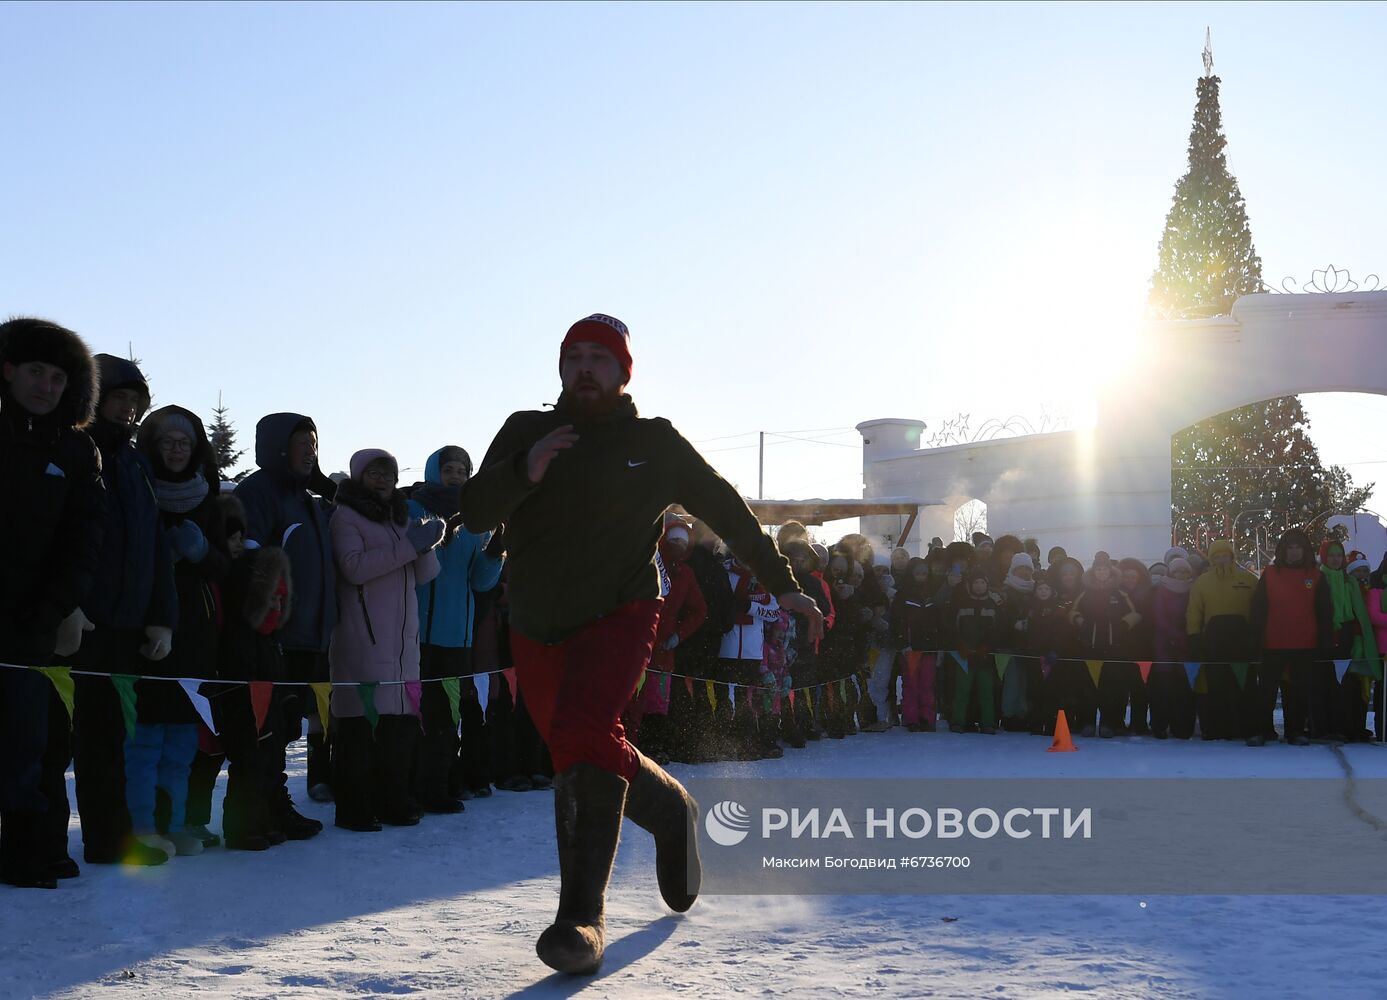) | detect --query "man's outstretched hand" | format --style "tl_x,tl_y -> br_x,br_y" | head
527,424 -> 579,484
777,592 -> 825,645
